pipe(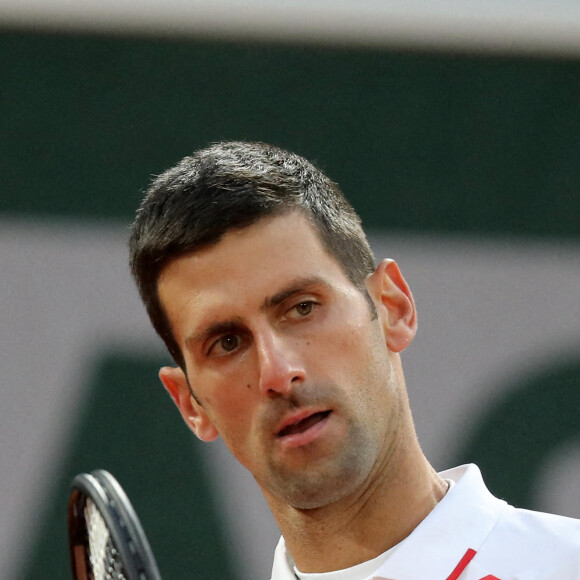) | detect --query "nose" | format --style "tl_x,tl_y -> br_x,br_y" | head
256,330 -> 306,397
